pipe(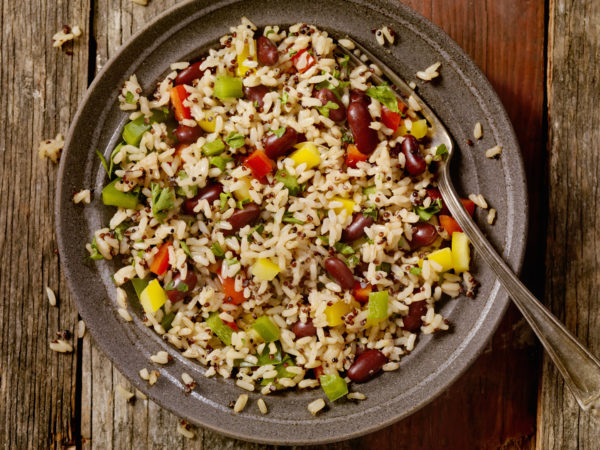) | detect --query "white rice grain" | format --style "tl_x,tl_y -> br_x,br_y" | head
485,145 -> 502,158
234,394 -> 249,413
468,193 -> 488,209
473,122 -> 483,140
150,351 -> 169,365
487,208 -> 497,225
73,189 -> 91,204
116,384 -> 135,402
46,286 -> 57,306
257,398 -> 268,414
49,339 -> 73,353
308,398 -> 326,415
